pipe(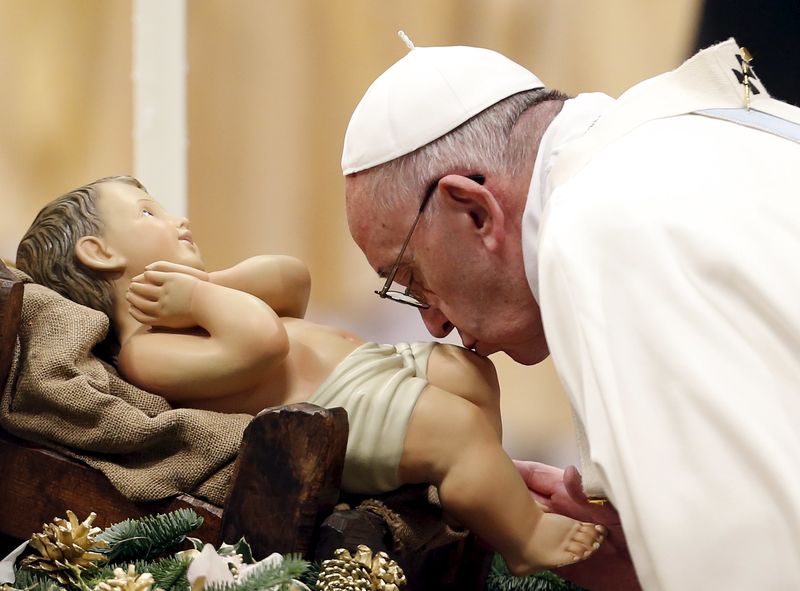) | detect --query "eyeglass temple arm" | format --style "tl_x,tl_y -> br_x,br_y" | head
376,208 -> 426,296
377,175 -> 483,297
376,181 -> 440,296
